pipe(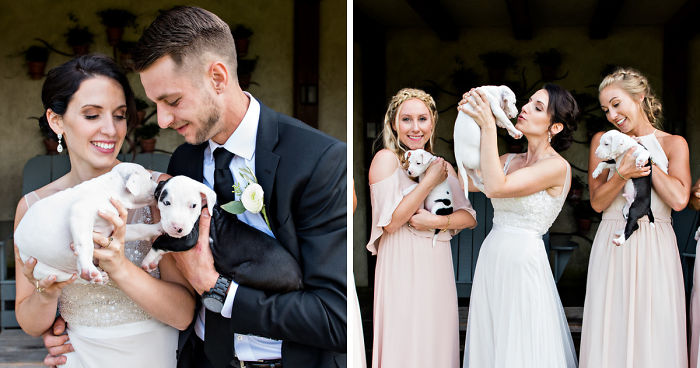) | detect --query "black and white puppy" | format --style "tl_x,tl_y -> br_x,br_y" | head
403,149 -> 453,247
592,130 -> 654,246
145,176 -> 303,293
